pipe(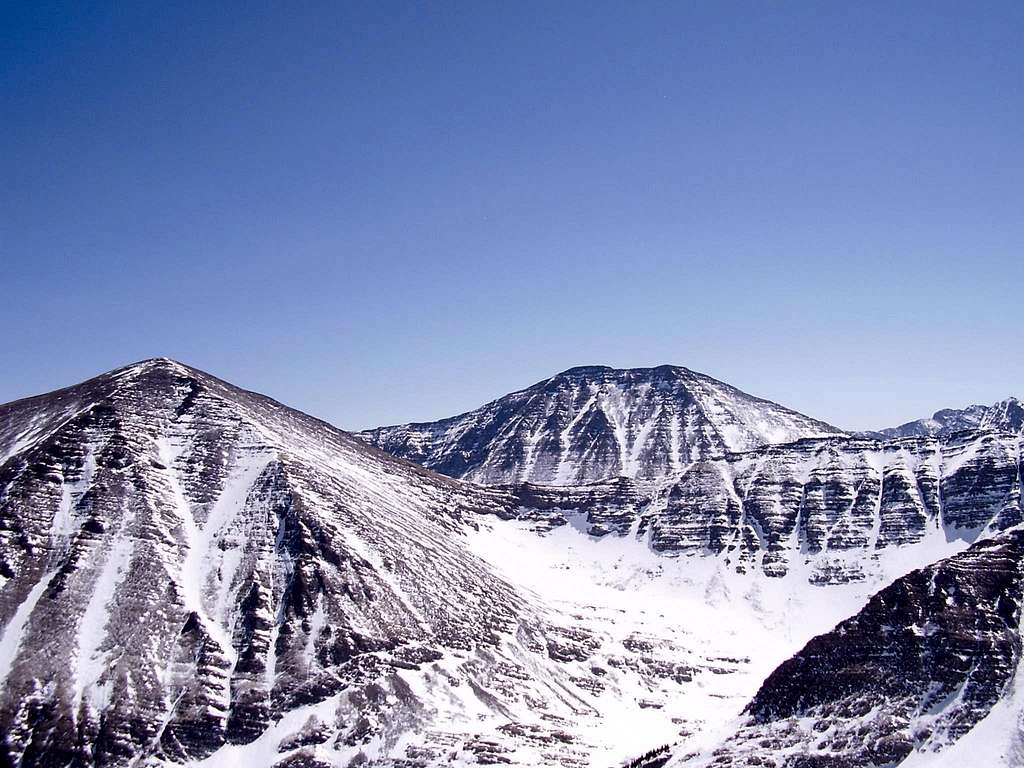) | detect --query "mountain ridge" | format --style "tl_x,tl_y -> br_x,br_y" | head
863,396 -> 1023,440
